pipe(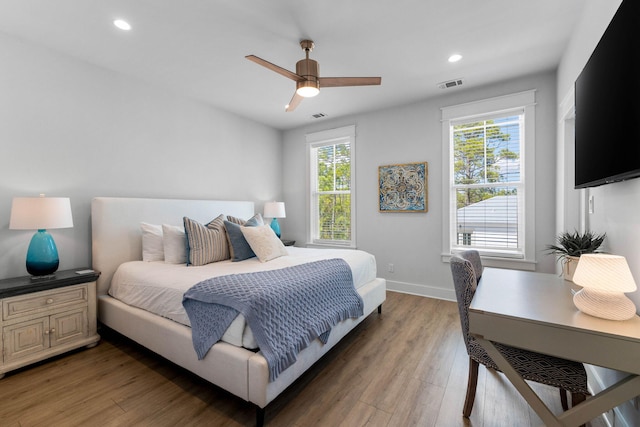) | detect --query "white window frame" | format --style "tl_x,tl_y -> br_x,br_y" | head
306,125 -> 356,248
441,91 -> 536,270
